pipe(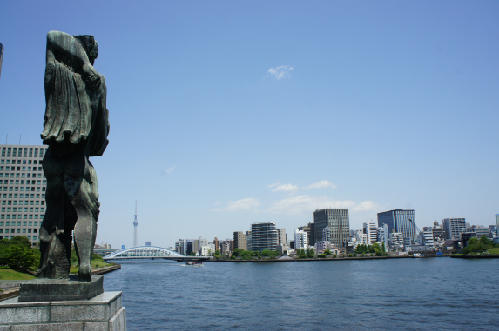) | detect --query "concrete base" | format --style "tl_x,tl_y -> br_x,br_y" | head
18,275 -> 104,302
0,291 -> 125,331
